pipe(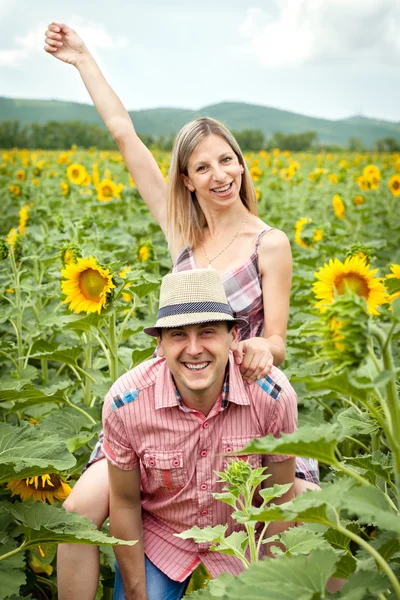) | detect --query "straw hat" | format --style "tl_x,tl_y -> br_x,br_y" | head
143,268 -> 247,337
